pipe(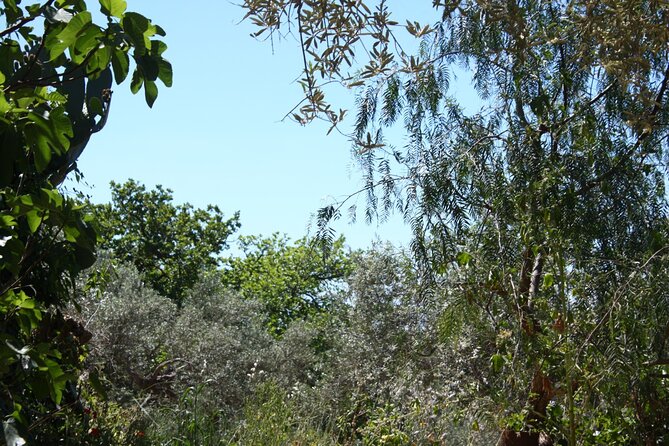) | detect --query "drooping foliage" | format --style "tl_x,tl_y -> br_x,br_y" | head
241,0 -> 669,443
0,0 -> 170,440
94,179 -> 240,304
